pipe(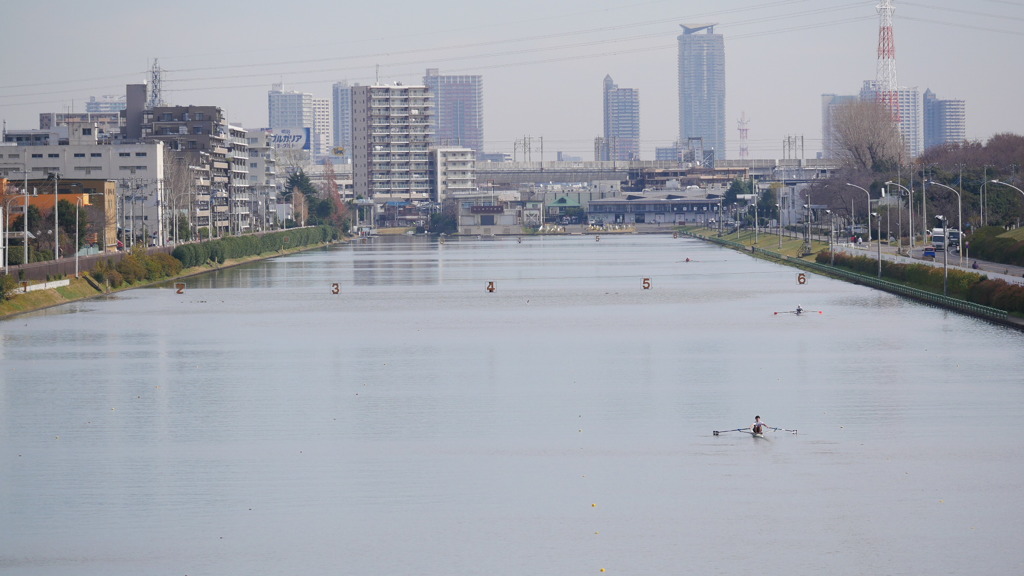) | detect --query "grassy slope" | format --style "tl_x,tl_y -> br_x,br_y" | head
0,242 -> 334,320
